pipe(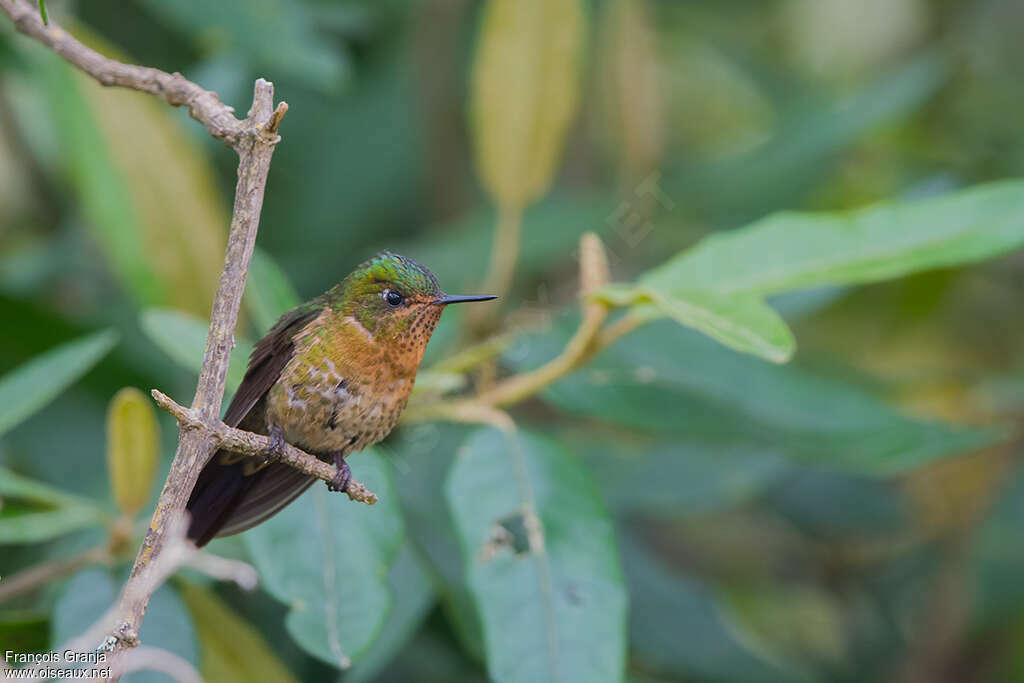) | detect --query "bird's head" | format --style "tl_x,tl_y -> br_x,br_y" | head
332,252 -> 496,355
